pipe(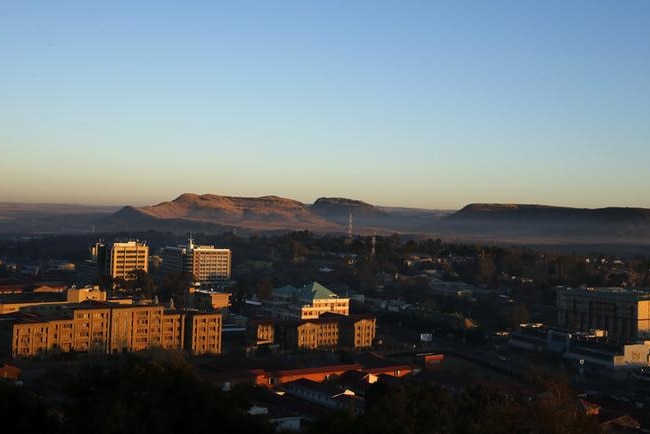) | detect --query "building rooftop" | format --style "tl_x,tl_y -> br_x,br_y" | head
297,282 -> 340,302
272,285 -> 299,298
562,286 -> 650,300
